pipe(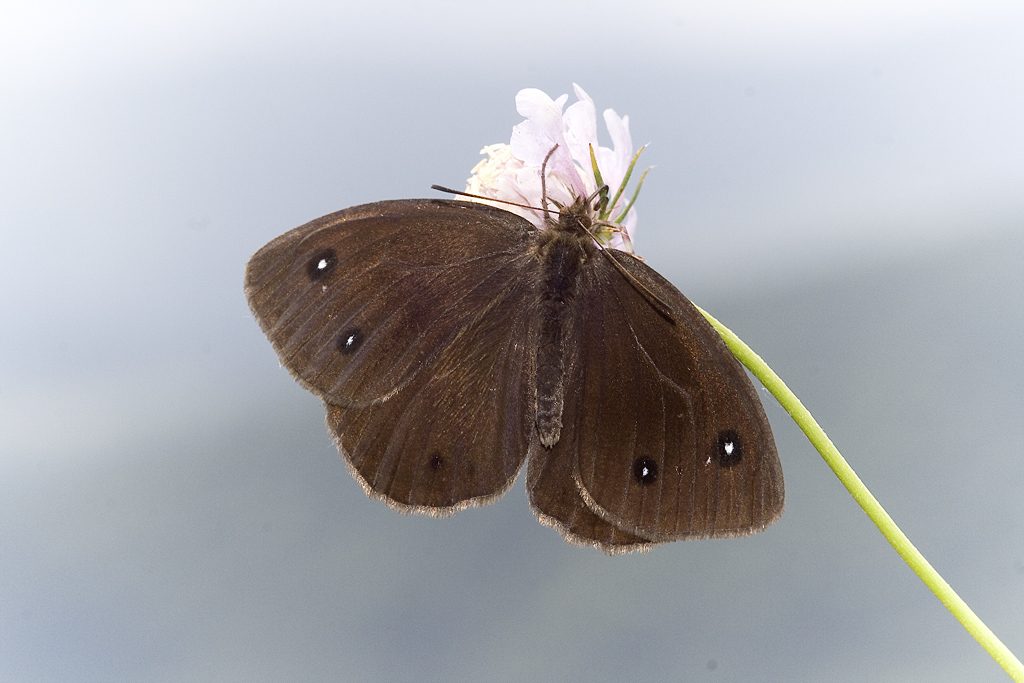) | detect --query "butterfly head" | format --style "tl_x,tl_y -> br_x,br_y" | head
545,189 -> 639,254
547,193 -> 595,237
